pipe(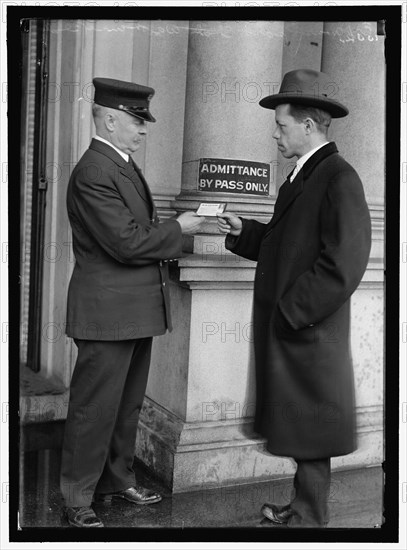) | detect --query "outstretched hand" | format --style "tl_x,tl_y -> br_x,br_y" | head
216,213 -> 242,237
176,211 -> 206,235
